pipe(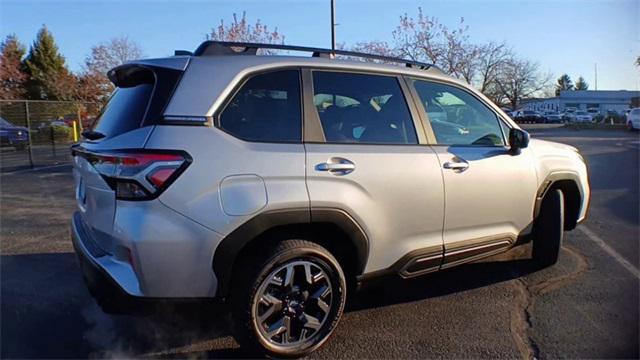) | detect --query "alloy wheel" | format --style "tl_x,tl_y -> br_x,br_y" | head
252,260 -> 333,348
